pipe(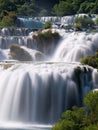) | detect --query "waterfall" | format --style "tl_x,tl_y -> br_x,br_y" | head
18,17 -> 44,29
0,62 -> 95,125
51,31 -> 98,62
0,16 -> 98,129
33,14 -> 96,27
